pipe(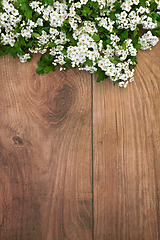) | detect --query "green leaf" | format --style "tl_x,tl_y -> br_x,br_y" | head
90,1 -> 98,8
62,49 -> 67,55
14,27 -> 20,34
152,12 -> 159,20
32,32 -> 40,38
48,42 -> 56,47
17,0 -> 27,4
3,46 -> 12,55
140,0 -> 146,7
42,55 -> 50,64
109,11 -> 115,20
32,12 -> 40,21
43,27 -> 50,32
122,42 -> 127,50
81,5 -> 92,16
96,71 -> 106,82
108,56 -> 119,65
66,31 -> 72,39
85,58 -> 93,66
36,67 -> 45,74
91,12 -> 97,18
133,29 -> 138,37
25,10 -> 32,20
9,47 -> 18,58
64,57 -> 72,69
14,41 -> 19,48
114,1 -> 121,9
0,50 -> 5,57
47,0 -> 54,4
13,2 -> 20,8
120,29 -> 129,41
152,29 -> 160,36
70,37 -> 77,46
44,66 -> 53,74
134,43 -> 141,49
92,33 -> 100,42
61,25 -> 68,33
19,37 -> 25,45
42,0 -> 53,4
26,40 -> 36,48
17,48 -> 25,55
20,3 -> 29,11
